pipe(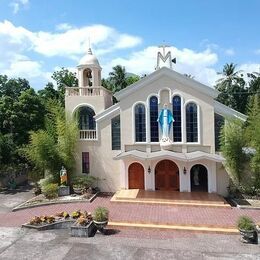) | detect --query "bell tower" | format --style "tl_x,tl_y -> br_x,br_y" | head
65,47 -> 113,119
78,47 -> 102,87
